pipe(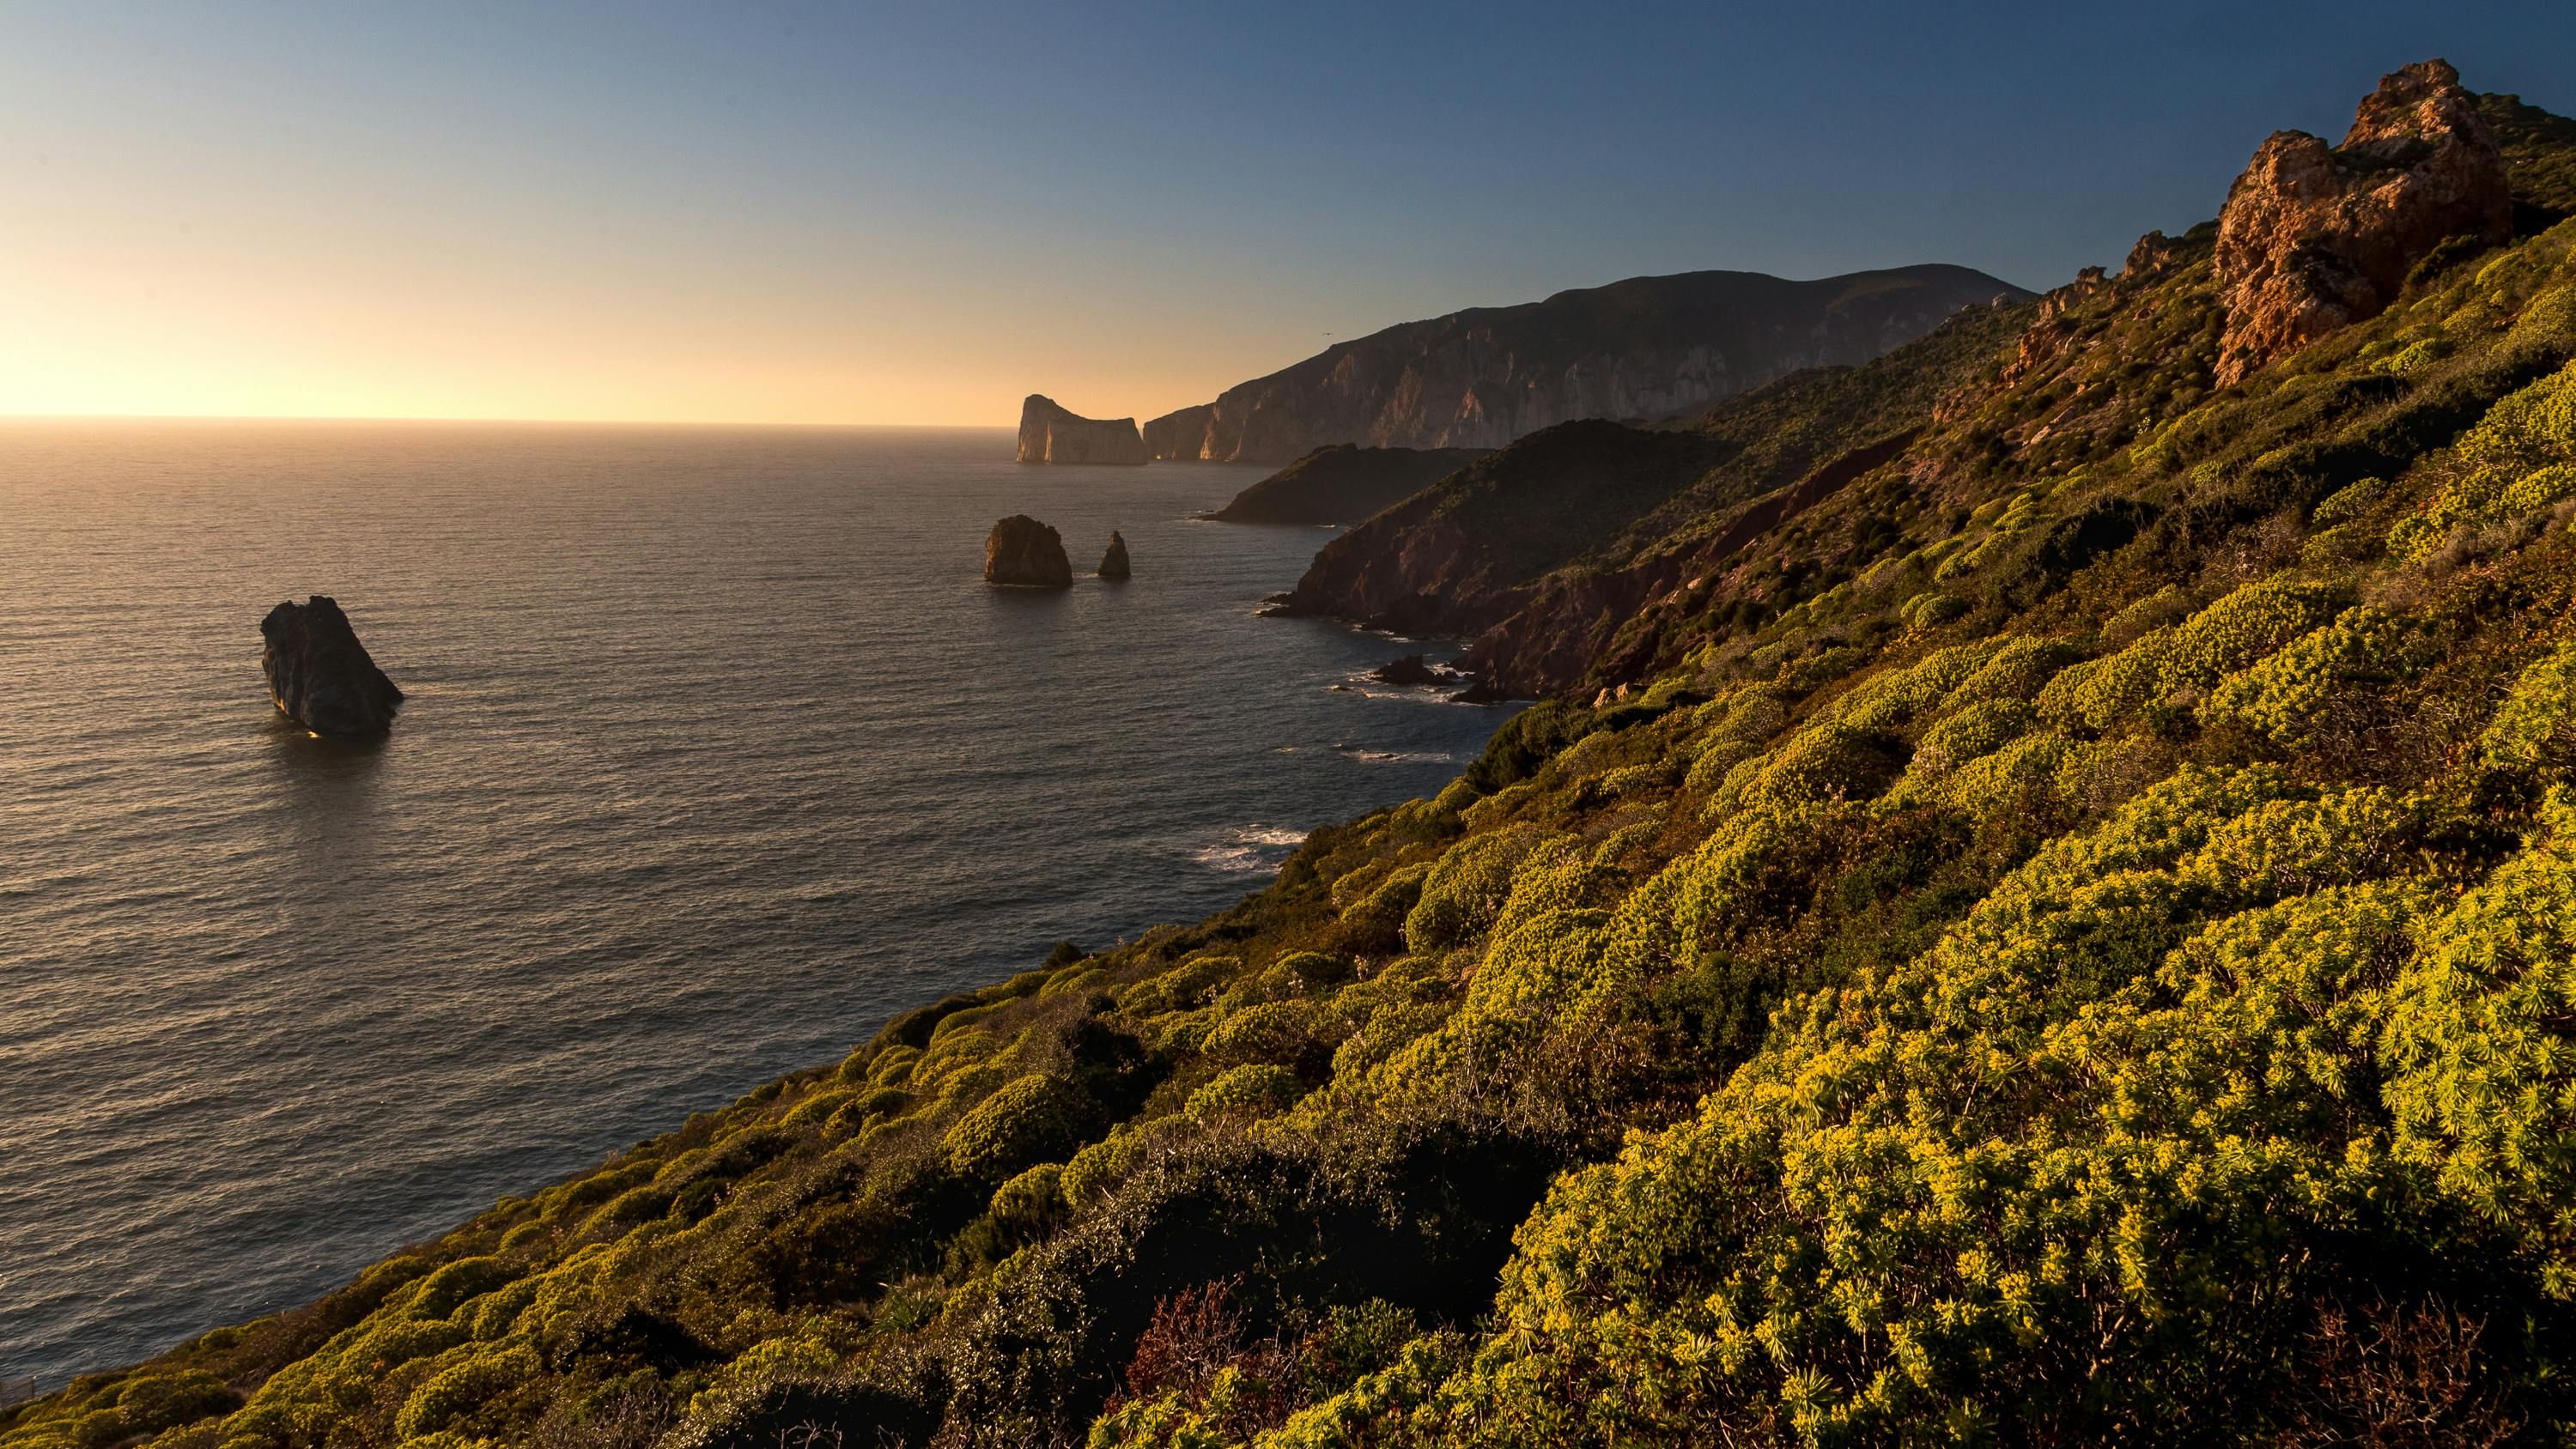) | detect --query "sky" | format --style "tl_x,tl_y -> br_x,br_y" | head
3,1 -> 2572,427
